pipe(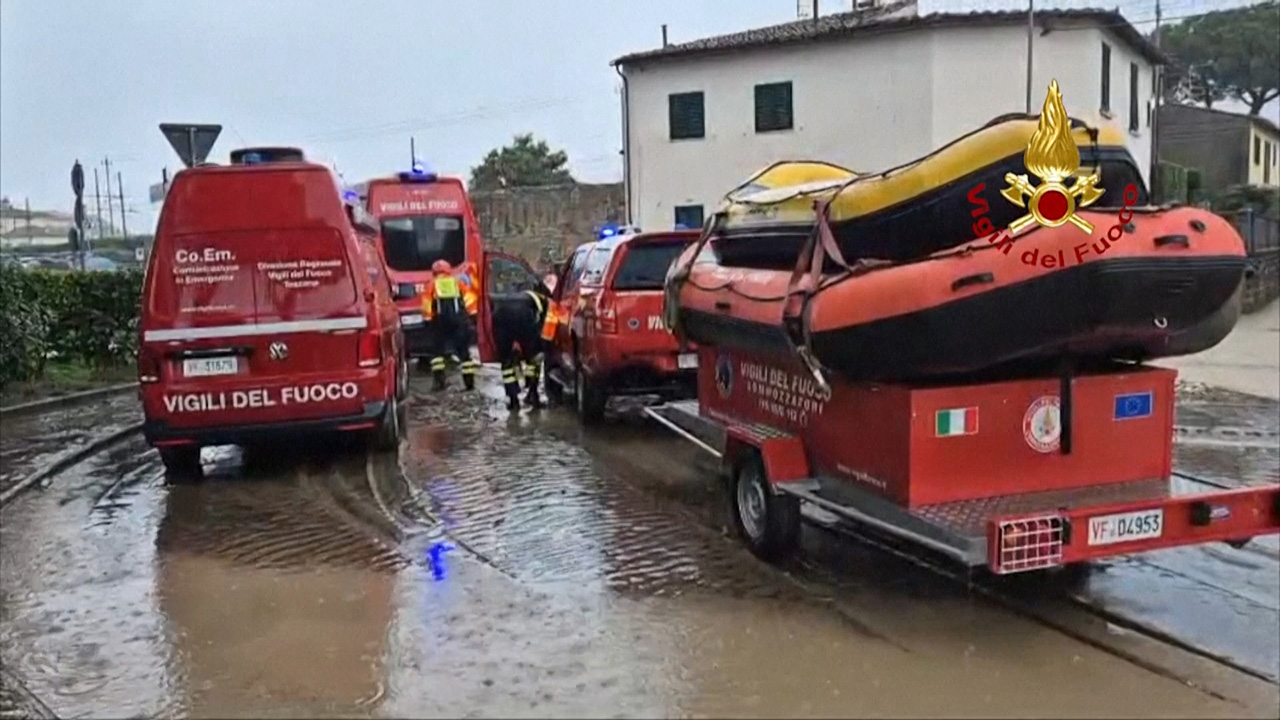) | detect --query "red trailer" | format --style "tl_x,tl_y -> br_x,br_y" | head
645,348 -> 1280,573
